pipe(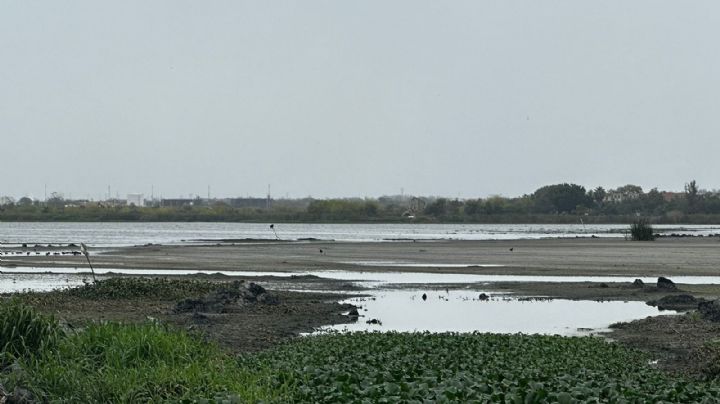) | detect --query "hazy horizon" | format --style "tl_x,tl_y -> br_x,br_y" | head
2,1 -> 718,200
